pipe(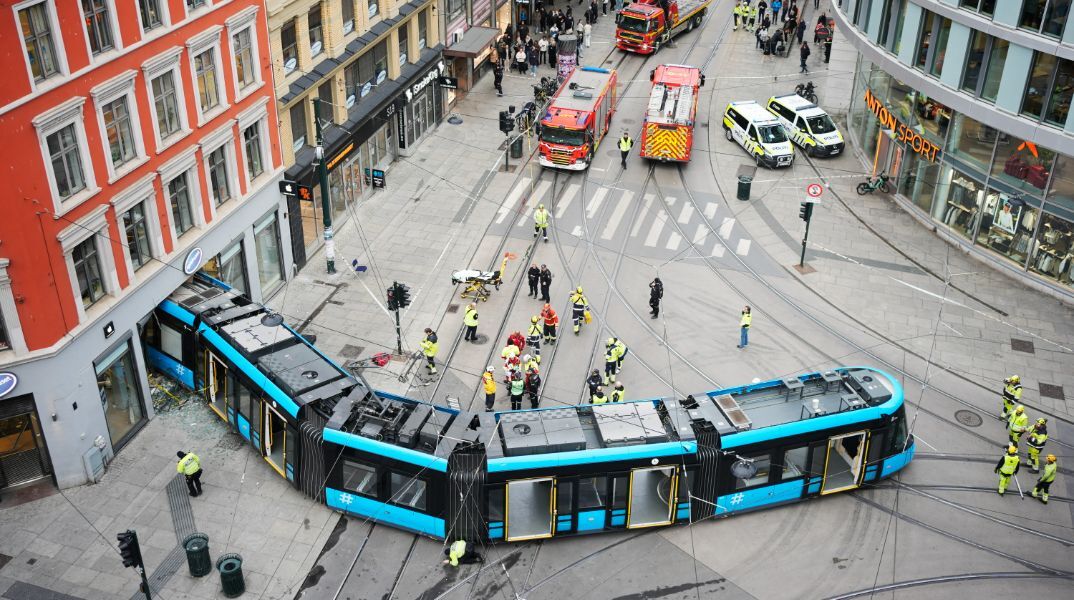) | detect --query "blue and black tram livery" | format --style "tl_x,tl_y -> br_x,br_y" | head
147,278 -> 914,543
